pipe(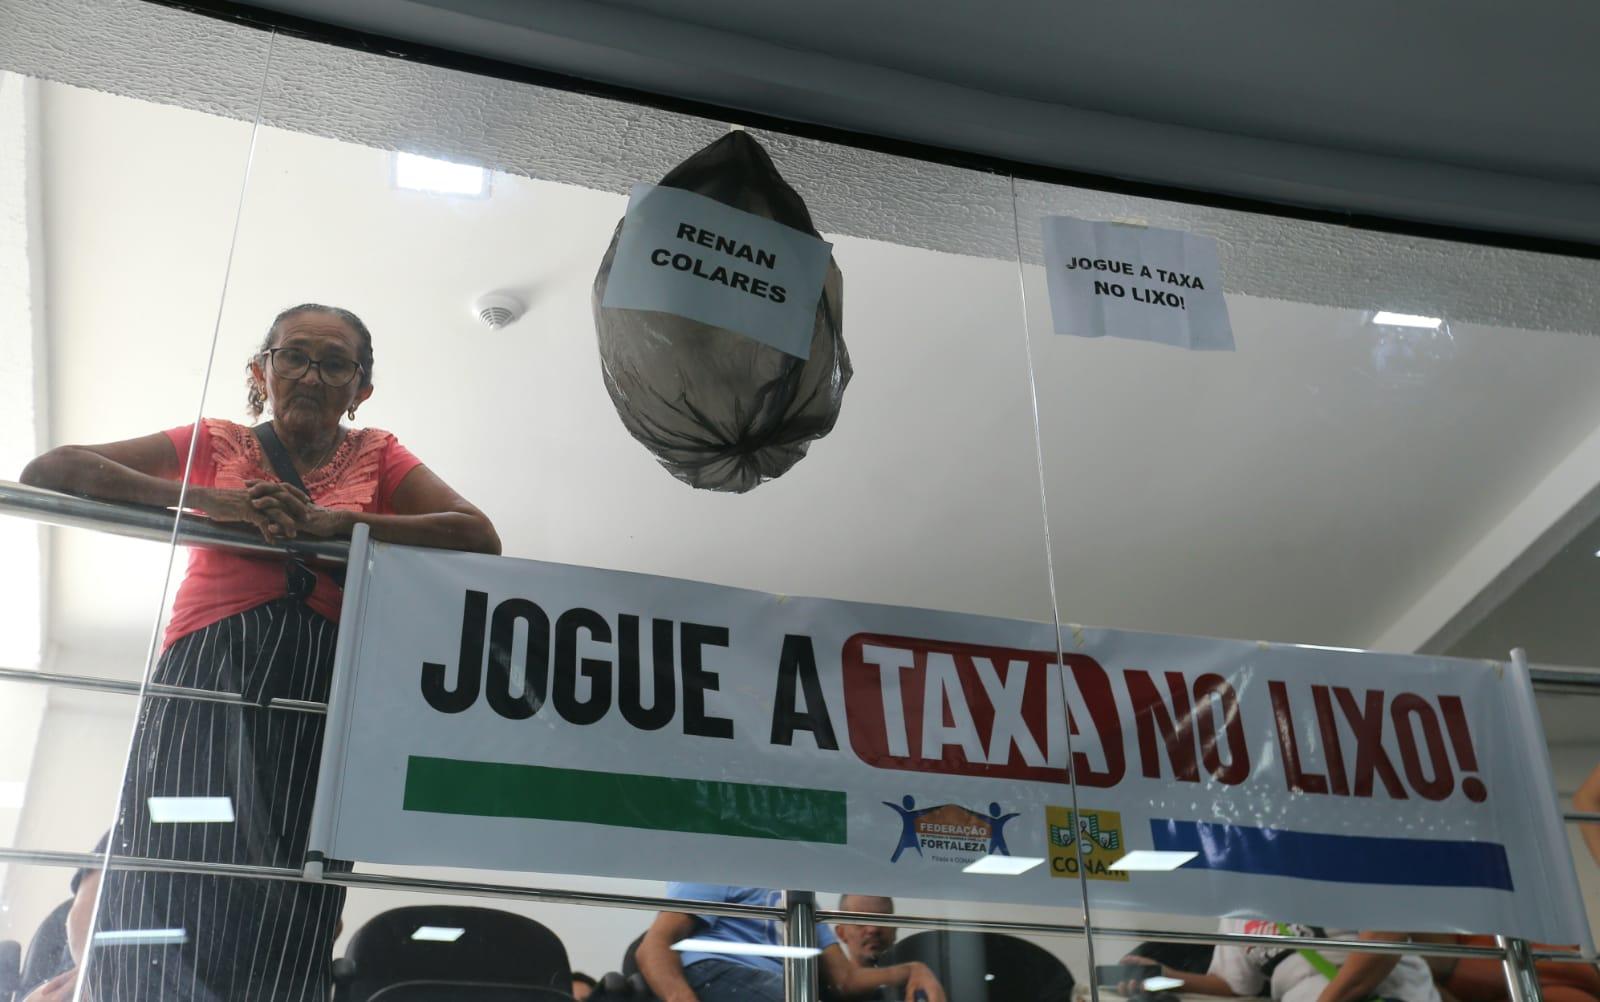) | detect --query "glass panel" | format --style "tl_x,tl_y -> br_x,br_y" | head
0,861 -> 100,1002
1010,173 -> 1600,996
137,22 -> 1097,1000
2,4 -> 274,999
